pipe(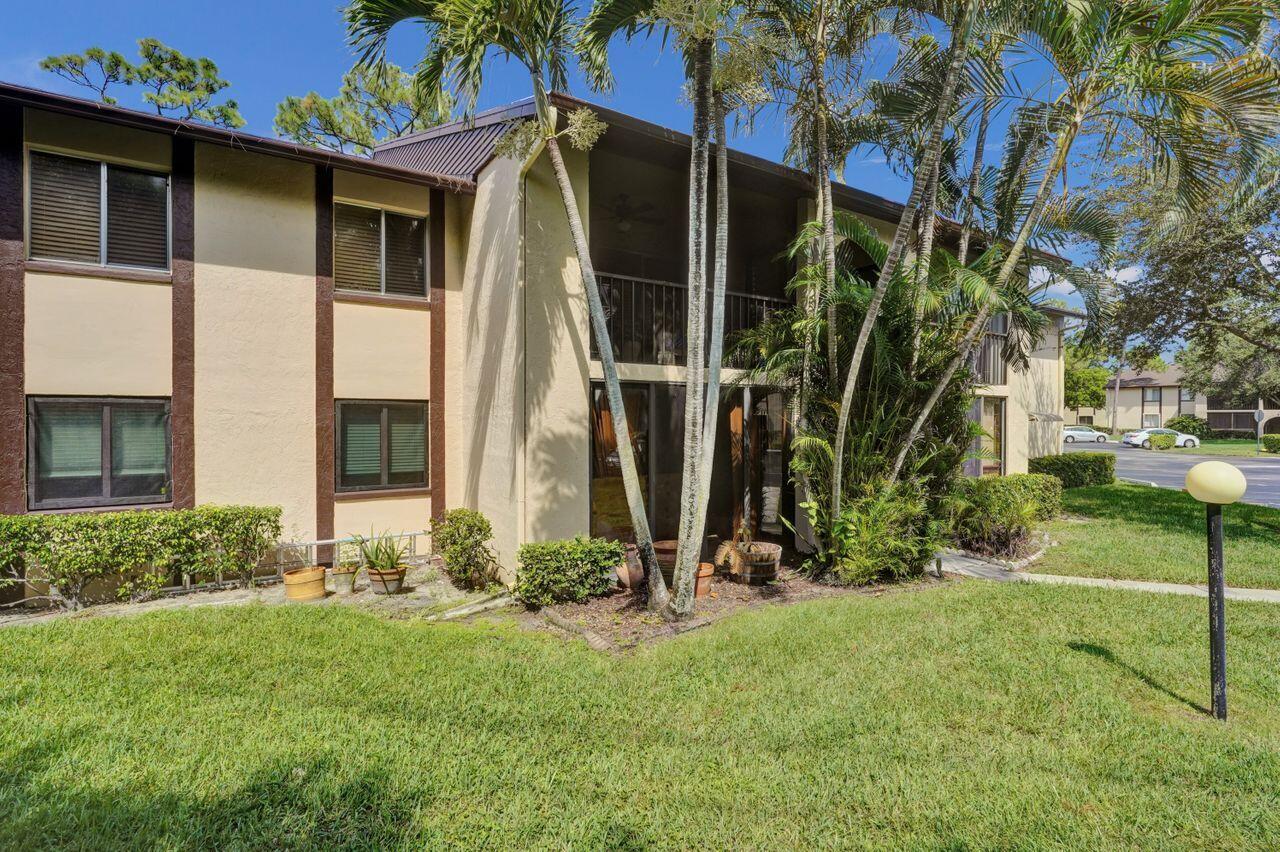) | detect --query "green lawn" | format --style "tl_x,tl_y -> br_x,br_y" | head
3,584 -> 1280,847
1037,483 -> 1280,589
1168,438 -> 1276,458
